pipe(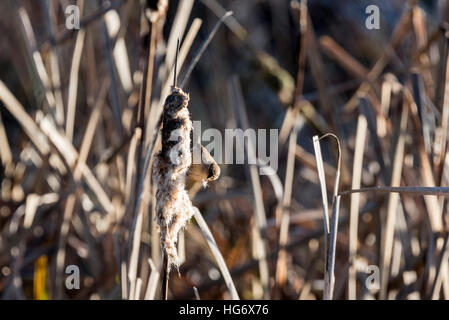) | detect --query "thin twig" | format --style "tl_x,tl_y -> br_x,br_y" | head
339,186 -> 449,197
179,11 -> 233,88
